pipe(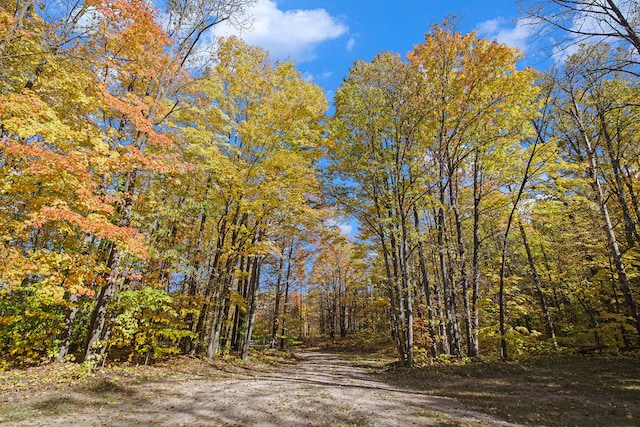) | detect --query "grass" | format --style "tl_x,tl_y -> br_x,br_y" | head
301,335 -> 398,366
308,336 -> 640,425
0,349 -> 298,424
369,355 -> 640,426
